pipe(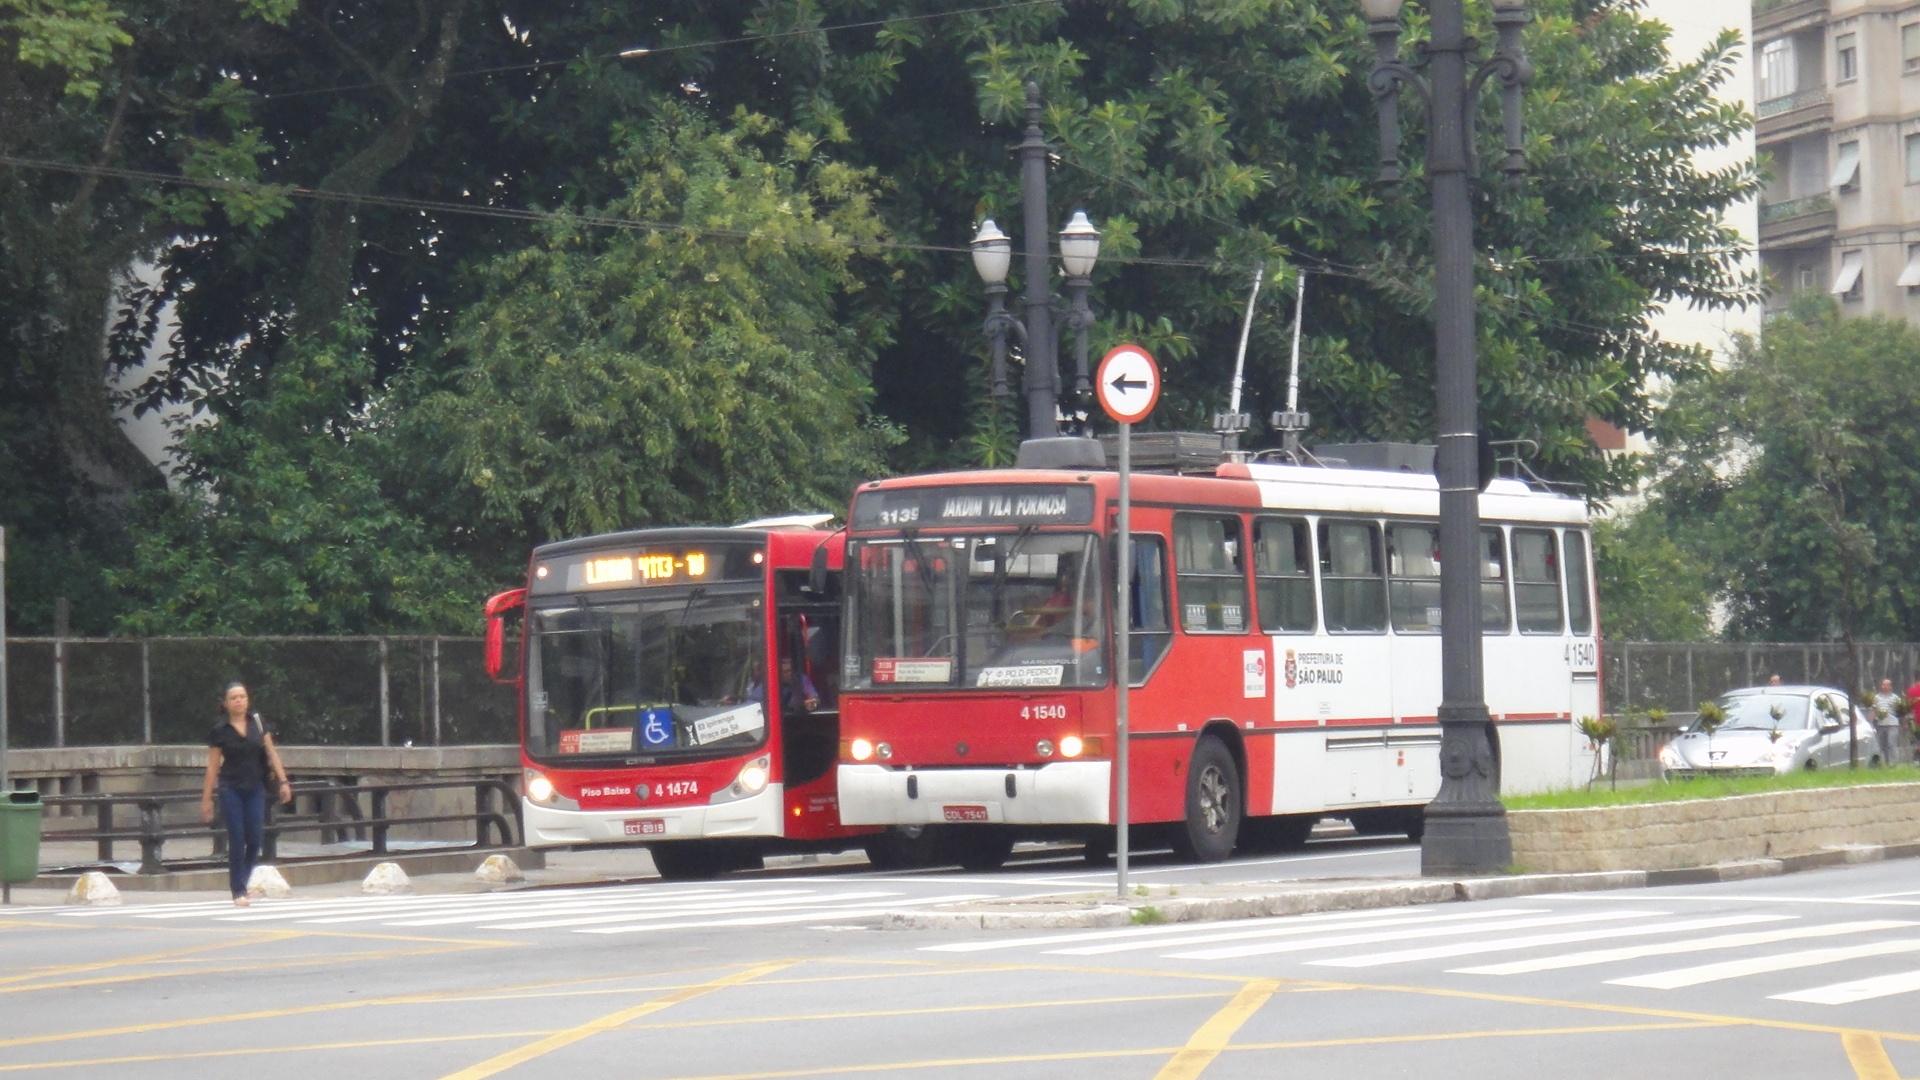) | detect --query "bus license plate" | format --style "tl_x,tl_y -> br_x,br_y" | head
623,818 -> 667,836
943,805 -> 990,823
